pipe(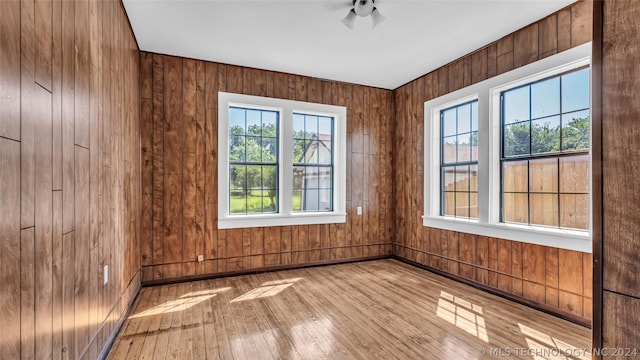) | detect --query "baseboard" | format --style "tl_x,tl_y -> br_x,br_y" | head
141,255 -> 391,287
96,273 -> 142,360
391,255 -> 591,328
